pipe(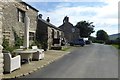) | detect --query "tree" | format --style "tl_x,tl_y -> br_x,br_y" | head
96,30 -> 109,42
116,37 -> 120,43
88,36 -> 96,42
75,21 -> 95,38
